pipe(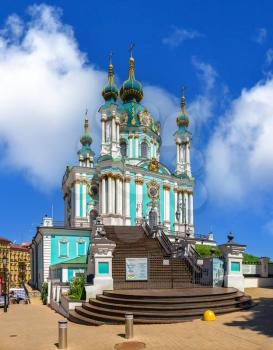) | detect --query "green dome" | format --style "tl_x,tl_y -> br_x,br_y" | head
176,96 -> 189,128
102,64 -> 119,101
120,57 -> 143,103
